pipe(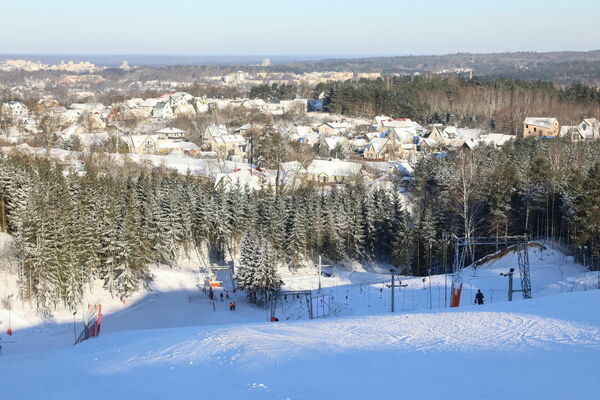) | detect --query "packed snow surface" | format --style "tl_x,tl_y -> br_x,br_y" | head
1,291 -> 599,399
